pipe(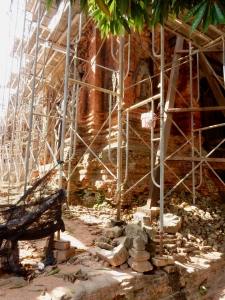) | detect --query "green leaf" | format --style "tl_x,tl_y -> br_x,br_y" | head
118,20 -> 125,35
109,0 -> 116,15
138,15 -> 143,33
212,3 -> 219,26
96,17 -> 107,29
172,12 -> 177,22
118,0 -> 129,15
91,9 -> 101,18
123,19 -> 131,34
182,0 -> 206,23
131,3 -> 144,31
213,2 -> 225,23
152,0 -> 162,27
46,0 -> 53,12
139,1 -> 145,10
161,0 -> 170,24
190,0 -> 208,33
80,0 -> 88,14
172,0 -> 178,6
143,8 -> 151,28
202,5 -> 211,33
96,0 -> 111,17
105,23 -> 110,36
